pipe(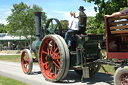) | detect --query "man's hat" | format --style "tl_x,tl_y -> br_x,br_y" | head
78,6 -> 85,11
